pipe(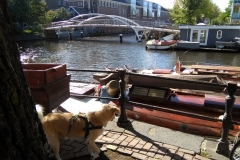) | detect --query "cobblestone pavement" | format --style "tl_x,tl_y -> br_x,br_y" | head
58,120 -> 229,160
